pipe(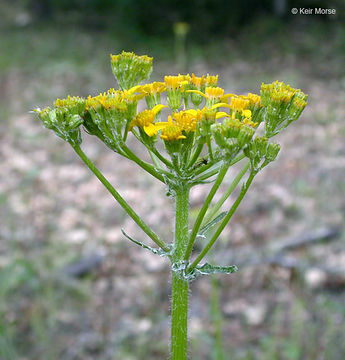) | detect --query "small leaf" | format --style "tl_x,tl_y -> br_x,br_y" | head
199,212 -> 227,236
195,262 -> 238,275
121,229 -> 172,257
179,262 -> 238,281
